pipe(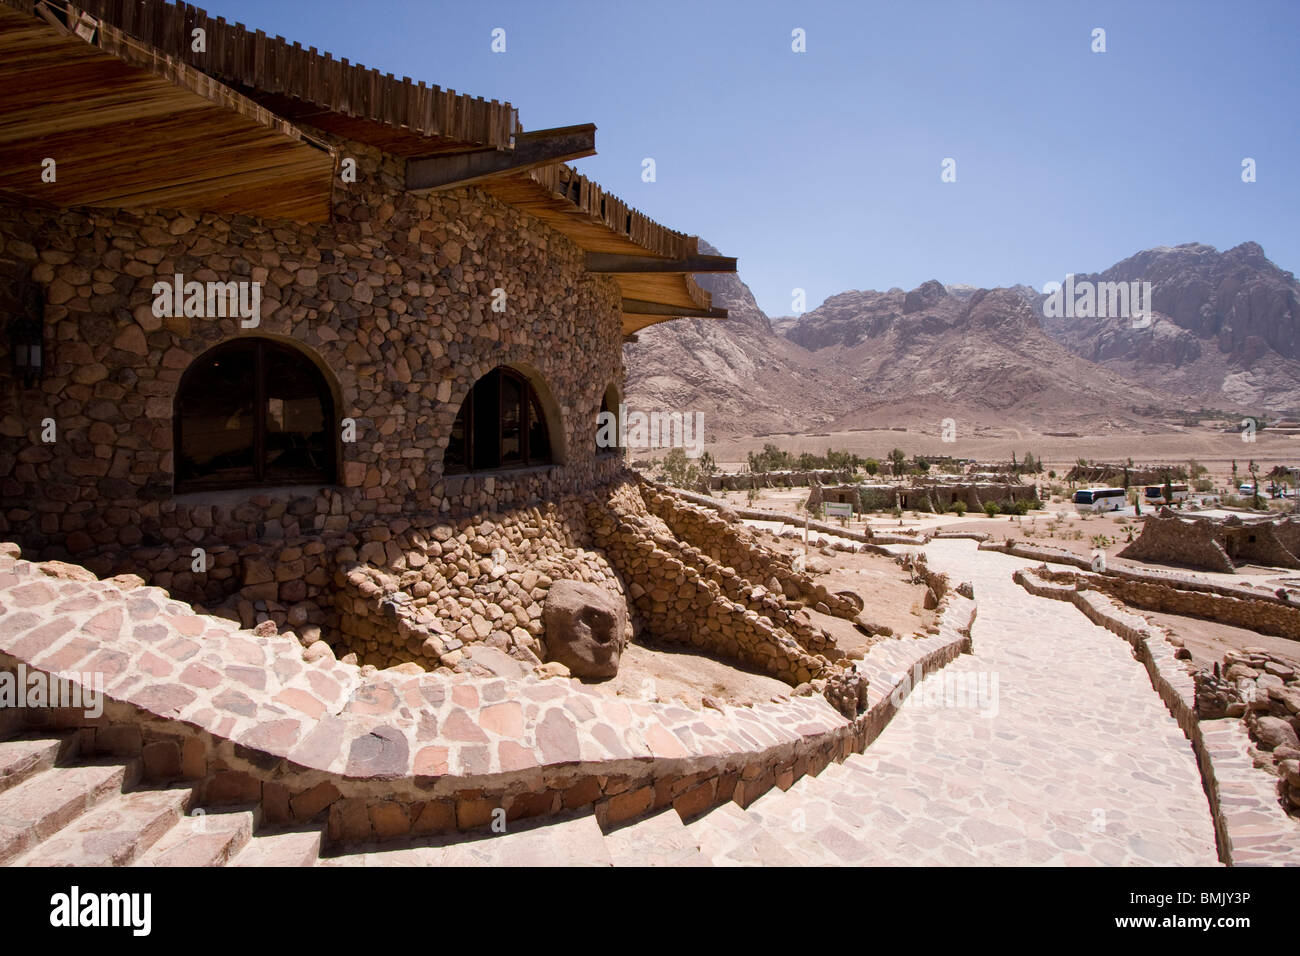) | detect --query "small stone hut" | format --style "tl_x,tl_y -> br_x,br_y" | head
1119,509 -> 1300,573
